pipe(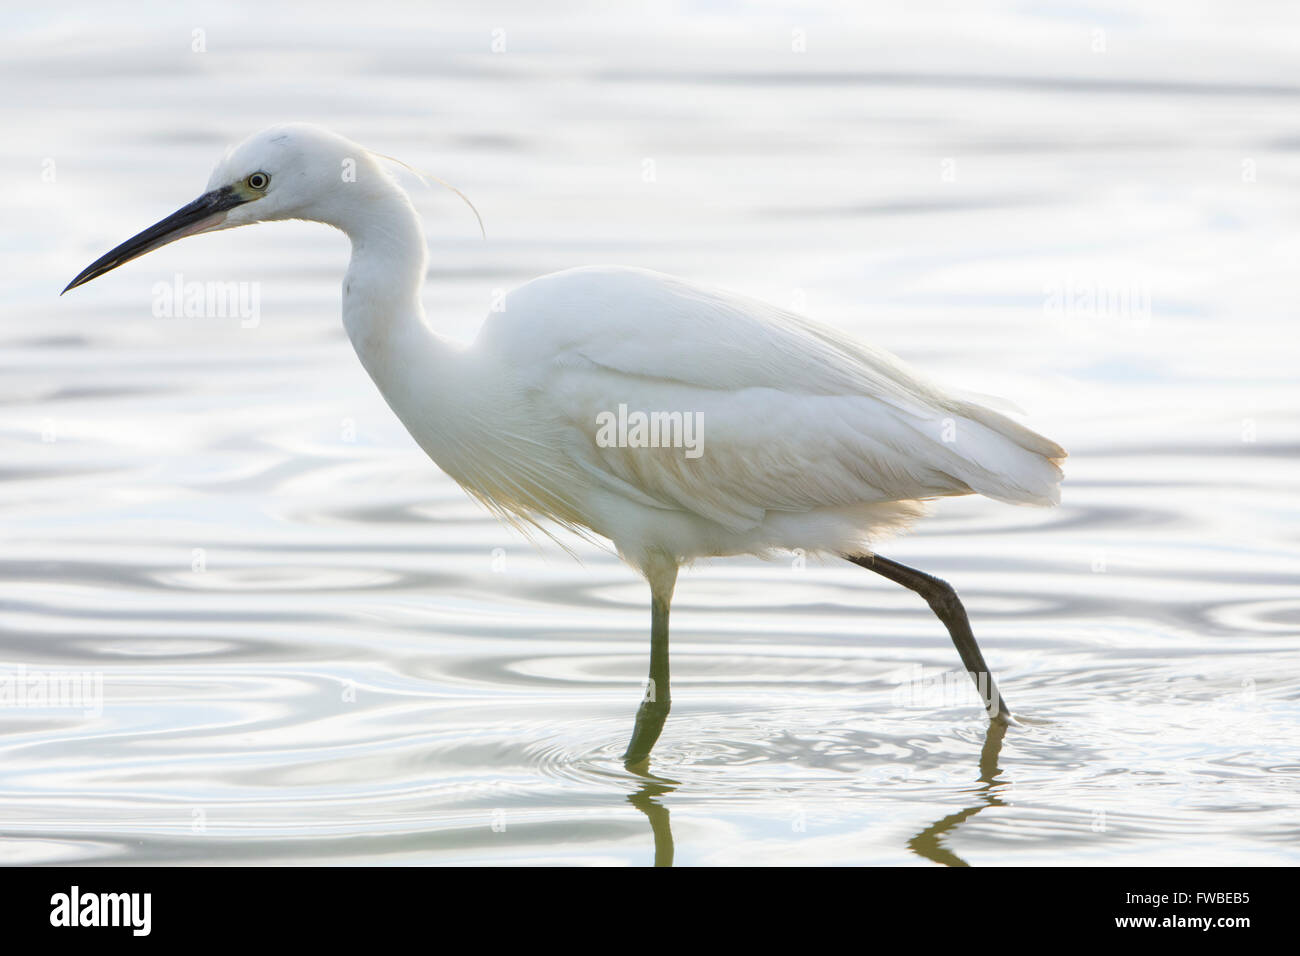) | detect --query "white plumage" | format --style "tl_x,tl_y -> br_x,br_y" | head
64,123 -> 1066,764
479,265 -> 1065,567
